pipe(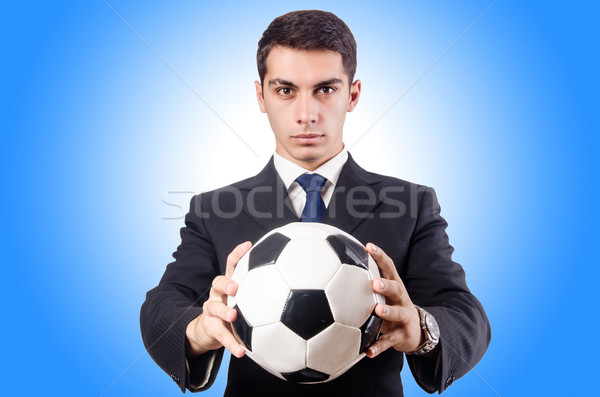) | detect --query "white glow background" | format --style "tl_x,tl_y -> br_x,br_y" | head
1,1 -> 598,396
